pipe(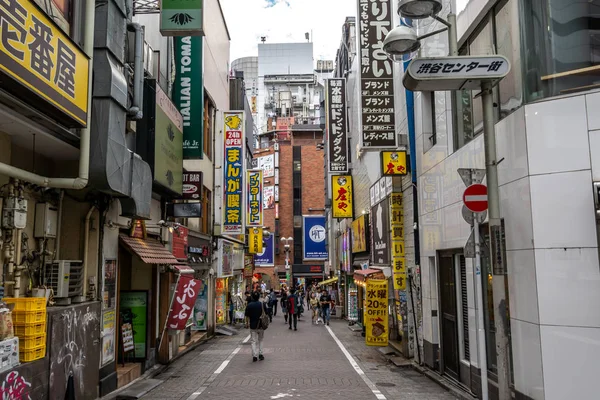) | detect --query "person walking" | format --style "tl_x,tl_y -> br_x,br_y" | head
266,289 -> 275,322
287,288 -> 299,331
280,287 -> 288,324
271,288 -> 278,316
309,292 -> 320,324
320,289 -> 332,326
245,291 -> 267,362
